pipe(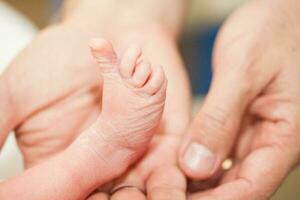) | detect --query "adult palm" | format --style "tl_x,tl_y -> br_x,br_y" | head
3,24 -> 102,168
